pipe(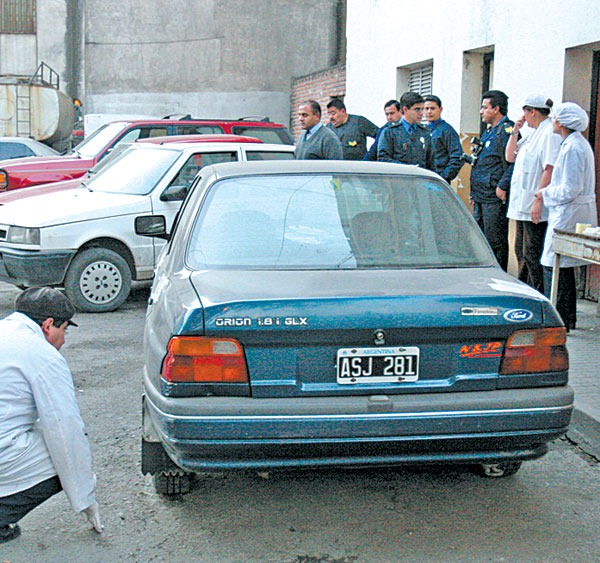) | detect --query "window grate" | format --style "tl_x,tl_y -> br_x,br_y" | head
0,0 -> 36,34
408,66 -> 433,96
